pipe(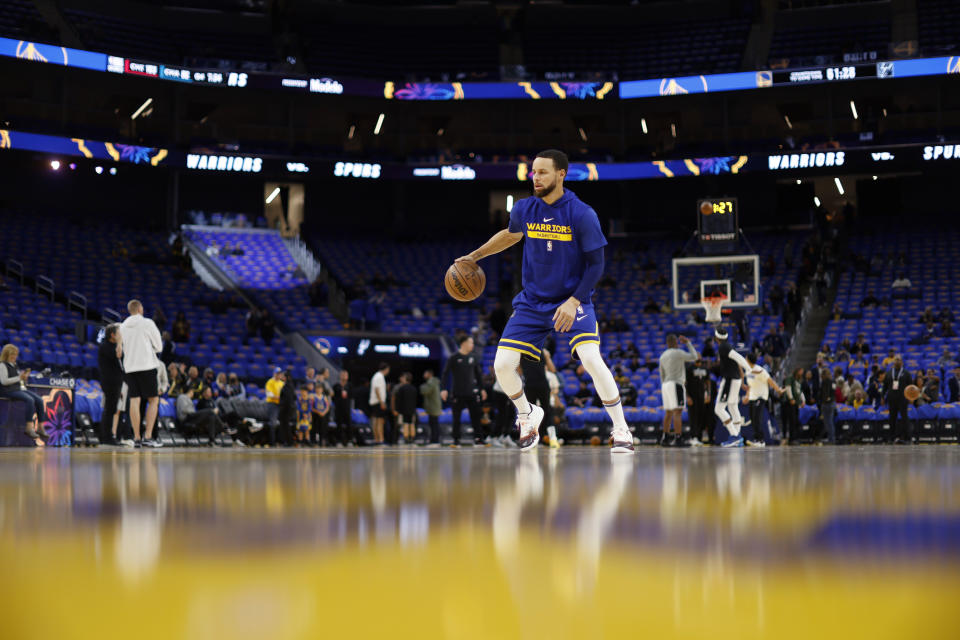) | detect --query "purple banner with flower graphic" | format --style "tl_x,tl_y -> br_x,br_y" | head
385,81 -> 616,101
28,379 -> 76,447
0,129 -> 169,166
